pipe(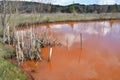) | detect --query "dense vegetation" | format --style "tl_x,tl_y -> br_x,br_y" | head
0,1 -> 120,13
